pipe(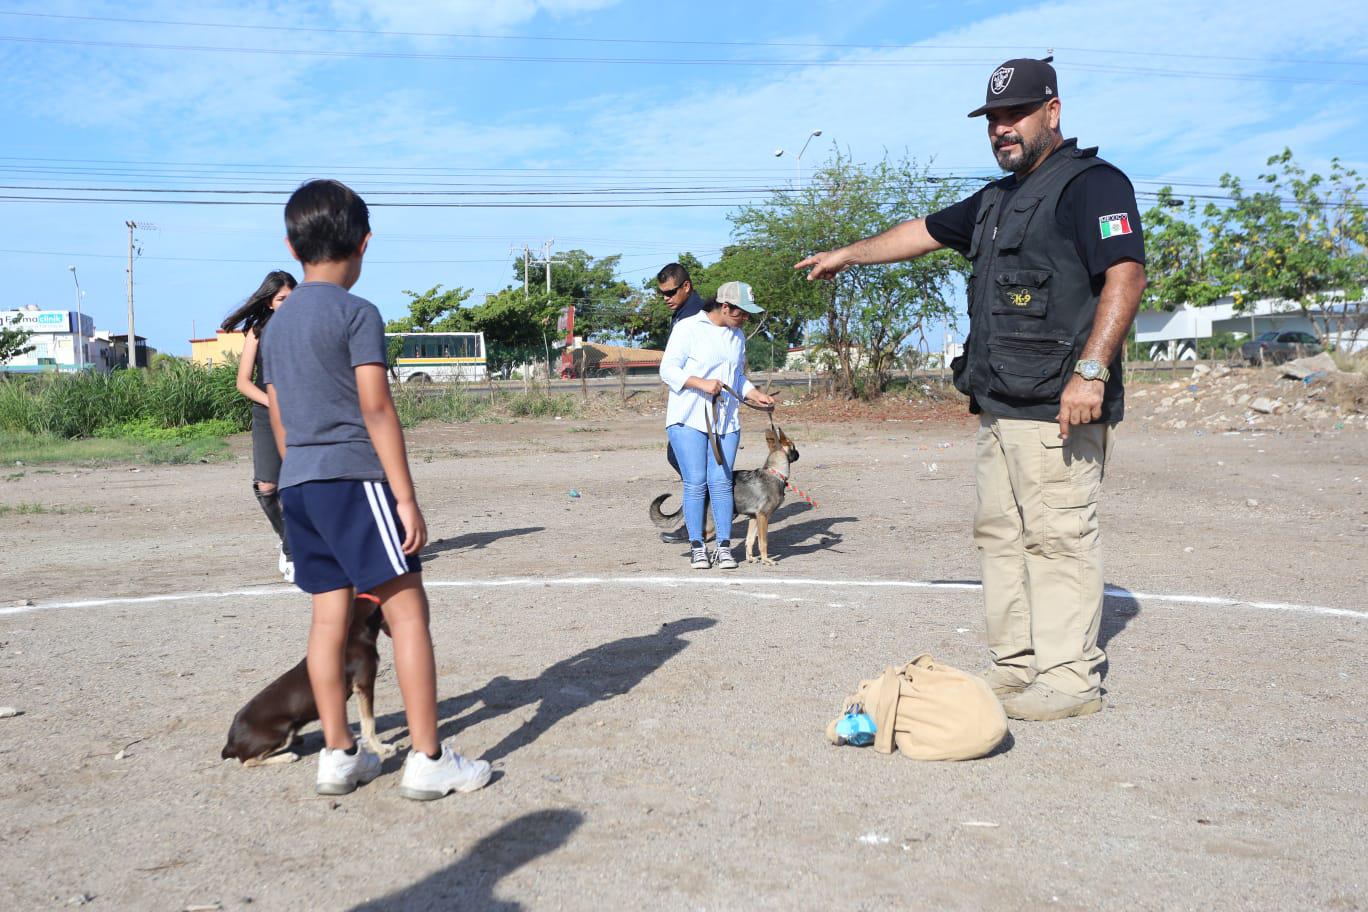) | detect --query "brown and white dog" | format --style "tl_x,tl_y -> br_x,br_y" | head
650,427 -> 800,565
220,594 -> 395,767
